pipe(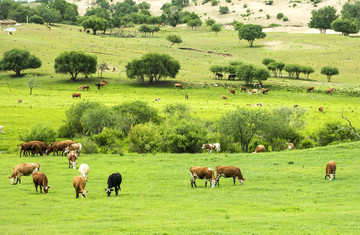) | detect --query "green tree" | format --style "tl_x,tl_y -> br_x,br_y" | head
209,65 -> 223,78
126,53 -> 180,83
211,23 -> 222,34
234,22 -> 244,30
54,51 -> 97,81
219,6 -> 229,14
236,64 -> 255,84
341,2 -> 360,22
238,24 -> 266,47
7,4 -> 33,22
262,58 -> 275,66
205,18 -> 215,26
81,16 -> 108,35
253,67 -> 270,83
0,48 -> 41,77
139,24 -> 152,36
187,18 -> 202,29
308,6 -> 338,34
301,65 -> 315,80
29,14 -> 44,24
166,34 -> 183,47
36,5 -> 61,25
321,66 -> 339,82
84,7 -> 110,21
97,62 -> 109,78
331,18 -> 359,36
63,4 -> 78,23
